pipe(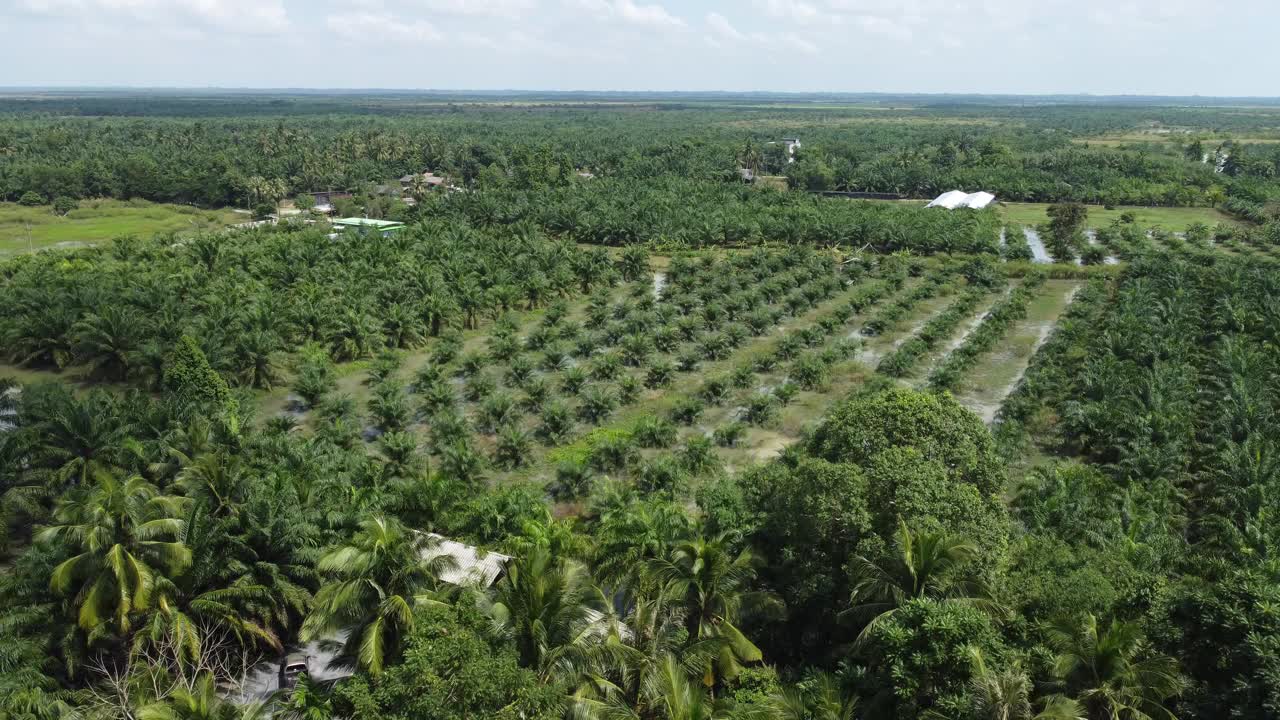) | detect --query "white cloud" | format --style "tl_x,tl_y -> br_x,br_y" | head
754,0 -> 825,24
17,0 -> 289,33
326,12 -> 441,43
706,12 -> 745,42
705,11 -> 820,56
417,0 -> 537,20
567,0 -> 685,30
